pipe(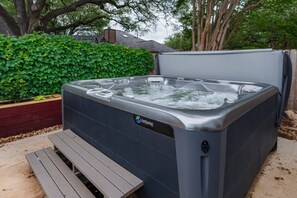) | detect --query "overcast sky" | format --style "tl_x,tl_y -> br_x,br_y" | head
140,20 -> 176,44
111,17 -> 178,44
